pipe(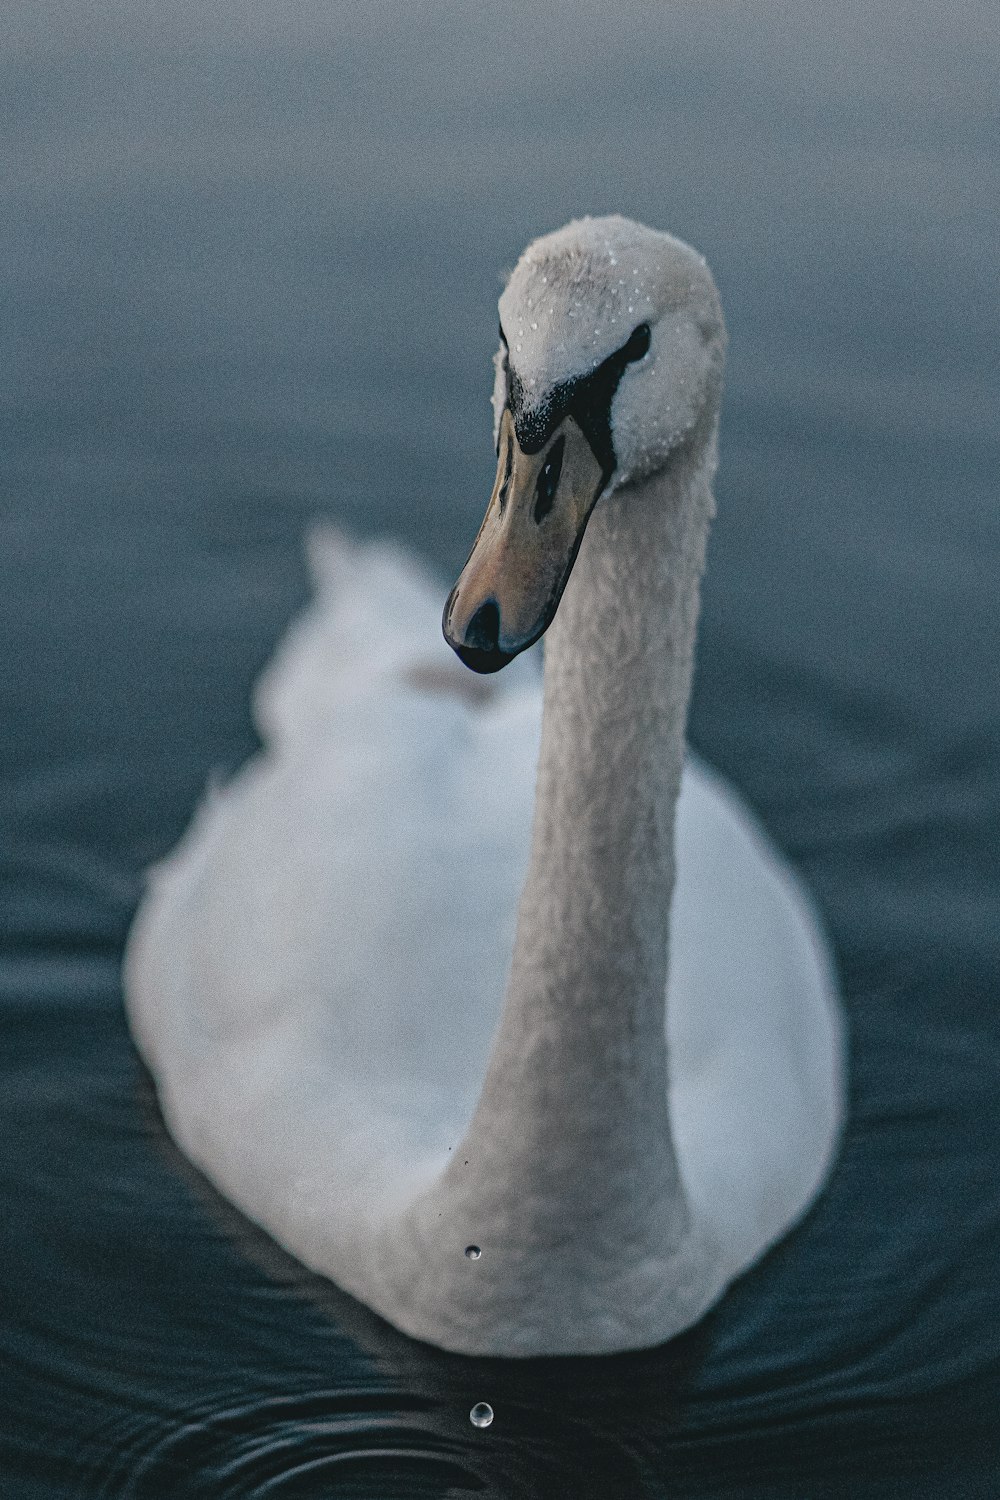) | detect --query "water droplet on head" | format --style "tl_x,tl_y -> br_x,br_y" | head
470,1402 -> 494,1429
465,1244 -> 481,1260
